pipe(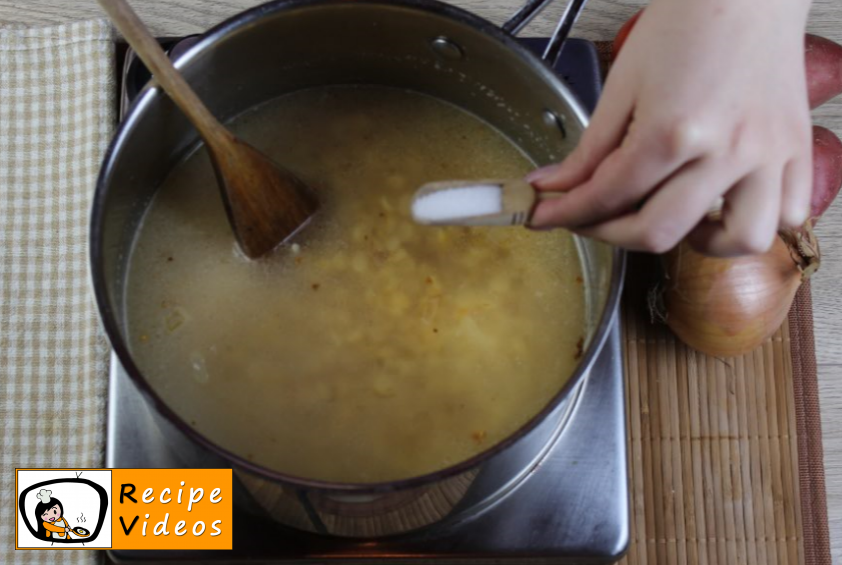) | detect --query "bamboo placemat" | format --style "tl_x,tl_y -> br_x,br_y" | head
619,253 -> 831,565
592,40 -> 831,564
